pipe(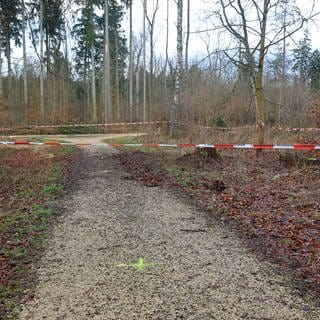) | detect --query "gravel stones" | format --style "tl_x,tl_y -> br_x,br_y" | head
19,146 -> 320,319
